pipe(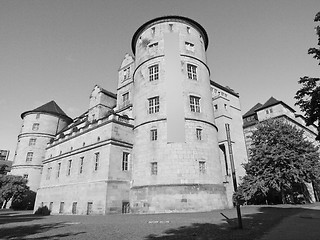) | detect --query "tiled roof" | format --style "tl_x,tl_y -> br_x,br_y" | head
243,103 -> 263,118
21,101 -> 72,121
256,97 -> 295,113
